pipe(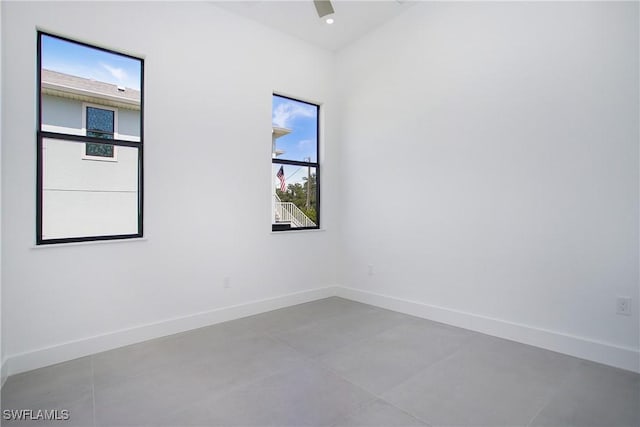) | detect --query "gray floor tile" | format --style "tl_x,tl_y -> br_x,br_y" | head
234,297 -> 379,335
382,335 -> 581,427
92,334 -> 190,390
530,360 -> 640,427
332,399 -> 429,427
93,359 -> 212,426
93,335 -> 308,426
1,357 -> 93,413
319,319 -> 473,394
162,363 -> 377,426
93,319 -> 261,389
274,309 -> 415,357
